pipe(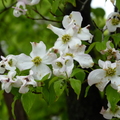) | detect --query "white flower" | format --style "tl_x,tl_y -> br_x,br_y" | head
100,41 -> 120,60
16,41 -> 57,80
88,60 -> 120,91
12,1 -> 27,17
0,71 -> 17,93
104,12 -> 120,32
62,11 -> 93,43
61,44 -> 94,68
1,55 -> 17,71
47,24 -> 81,52
100,102 -> 120,119
16,70 -> 37,93
52,56 -> 74,77
17,0 -> 40,5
